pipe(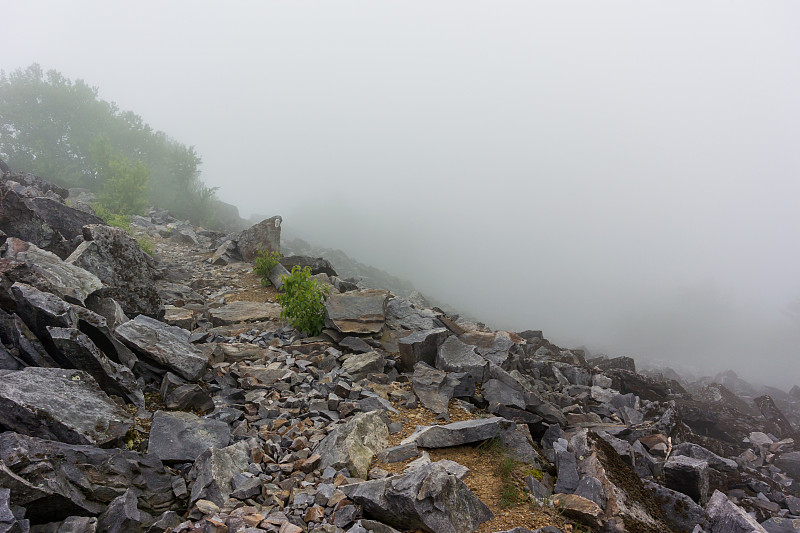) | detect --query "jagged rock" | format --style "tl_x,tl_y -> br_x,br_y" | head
342,461 -> 493,533
664,456 -> 710,504
160,374 -> 214,414
397,328 -> 449,372
341,351 -> 385,380
643,479 -> 711,533
148,411 -> 231,463
234,216 -> 282,262
552,493 -> 603,529
459,330 -> 518,366
402,417 -> 513,448
384,297 -> 440,331
189,440 -> 251,506
163,305 -> 194,330
0,368 -> 133,446
435,336 -> 488,383
115,315 -> 208,381
0,488 -> 29,533
775,452 -> 800,481
574,476 -> 606,509
84,295 -> 129,331
325,289 -> 389,334
96,489 -> 149,533
761,518 -> 800,533
168,224 -> 199,246
593,356 -> 636,373
754,395 -> 797,439
377,443 -> 420,463
411,362 -> 459,418
10,282 -> 76,361
208,300 -> 281,327
671,442 -> 738,472
0,432 -> 179,524
280,256 -> 337,277
210,240 -> 236,266
155,281 -> 203,306
47,327 -> 144,406
339,336 -> 374,353
0,230 -> 6,248
314,412 -> 388,478
2,240 -> 102,305
0,309 -> 58,368
554,439 -> 580,494
67,225 -> 163,318
705,490 -> 768,533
